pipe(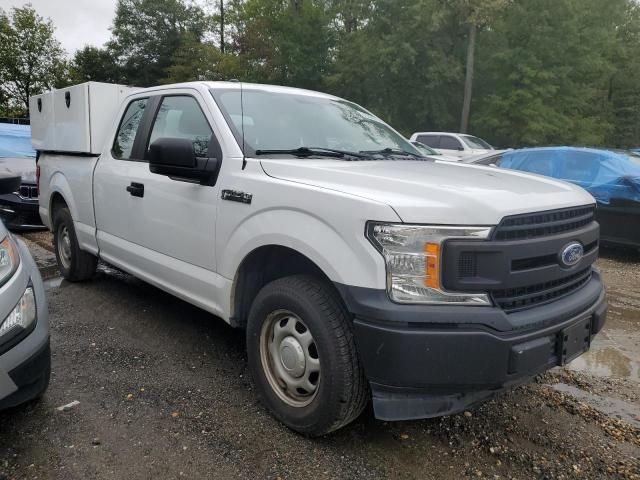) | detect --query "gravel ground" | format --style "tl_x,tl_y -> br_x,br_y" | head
0,233 -> 638,480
